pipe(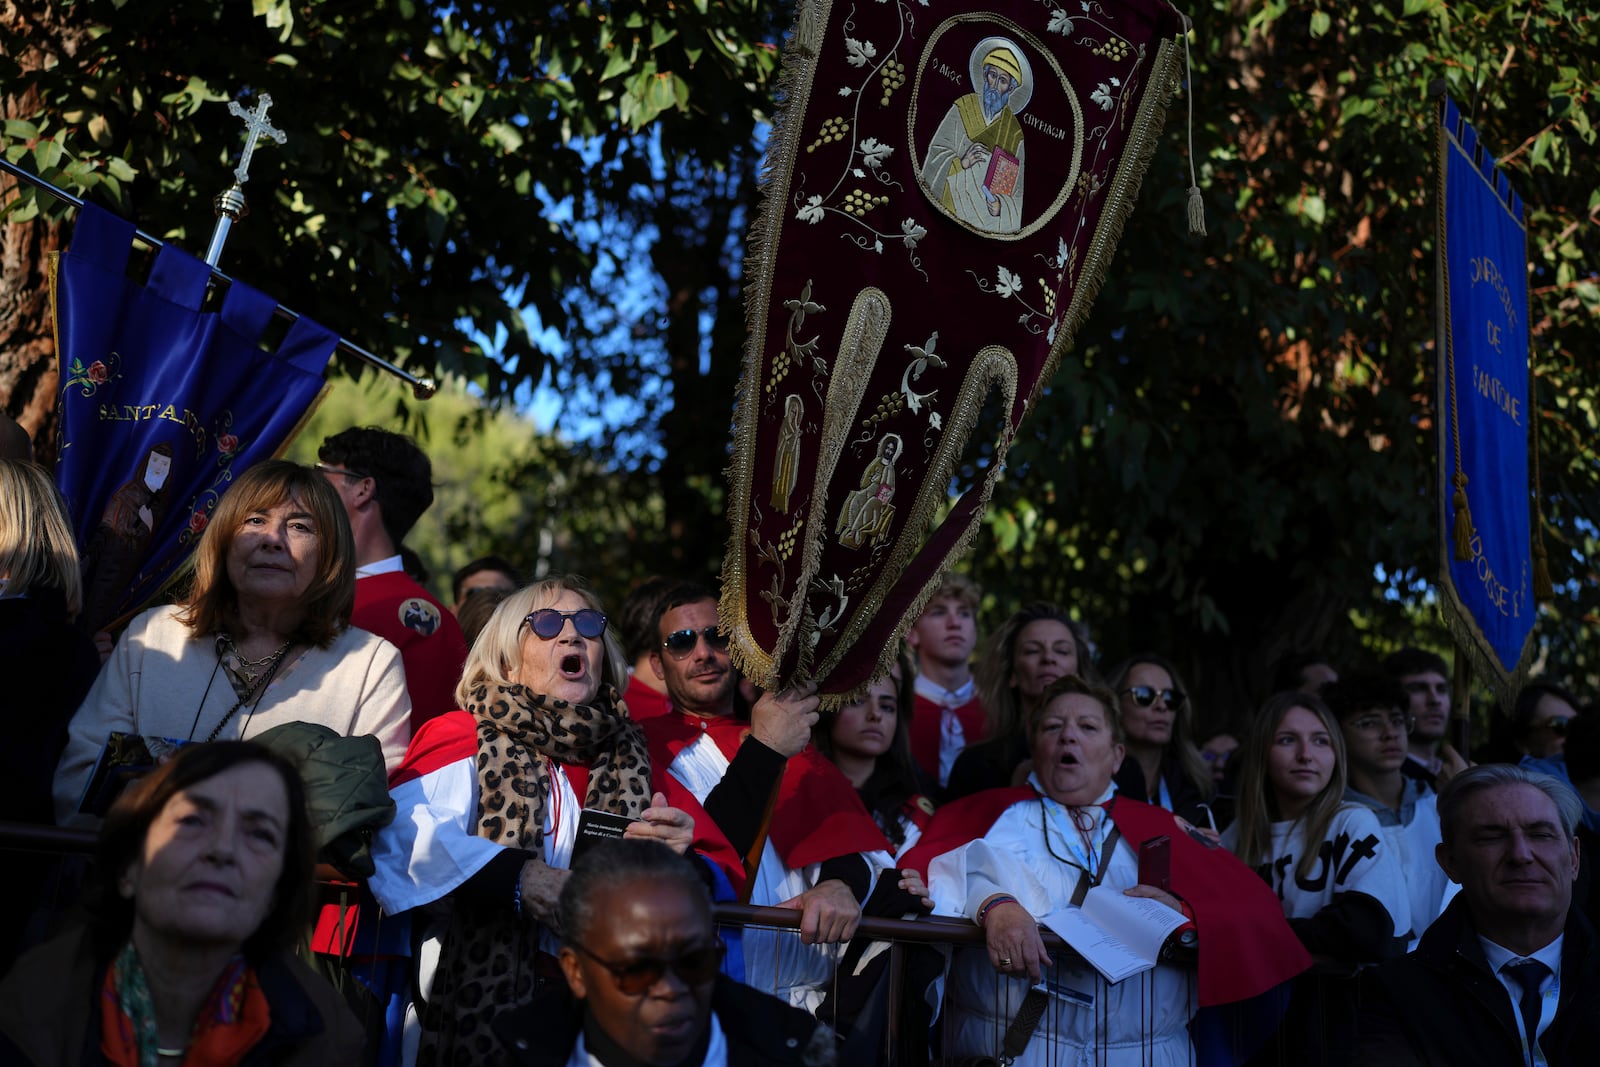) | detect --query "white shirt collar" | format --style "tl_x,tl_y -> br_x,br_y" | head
355,554 -> 404,580
914,672 -> 975,706
1480,932 -> 1564,977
